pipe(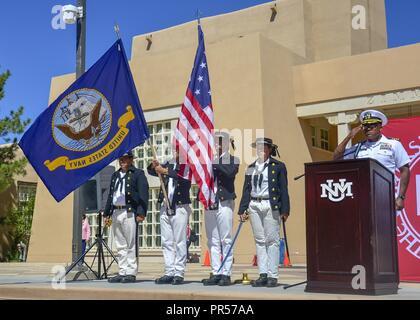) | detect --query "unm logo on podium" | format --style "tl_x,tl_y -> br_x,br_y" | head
396,137 -> 420,260
320,179 -> 354,202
